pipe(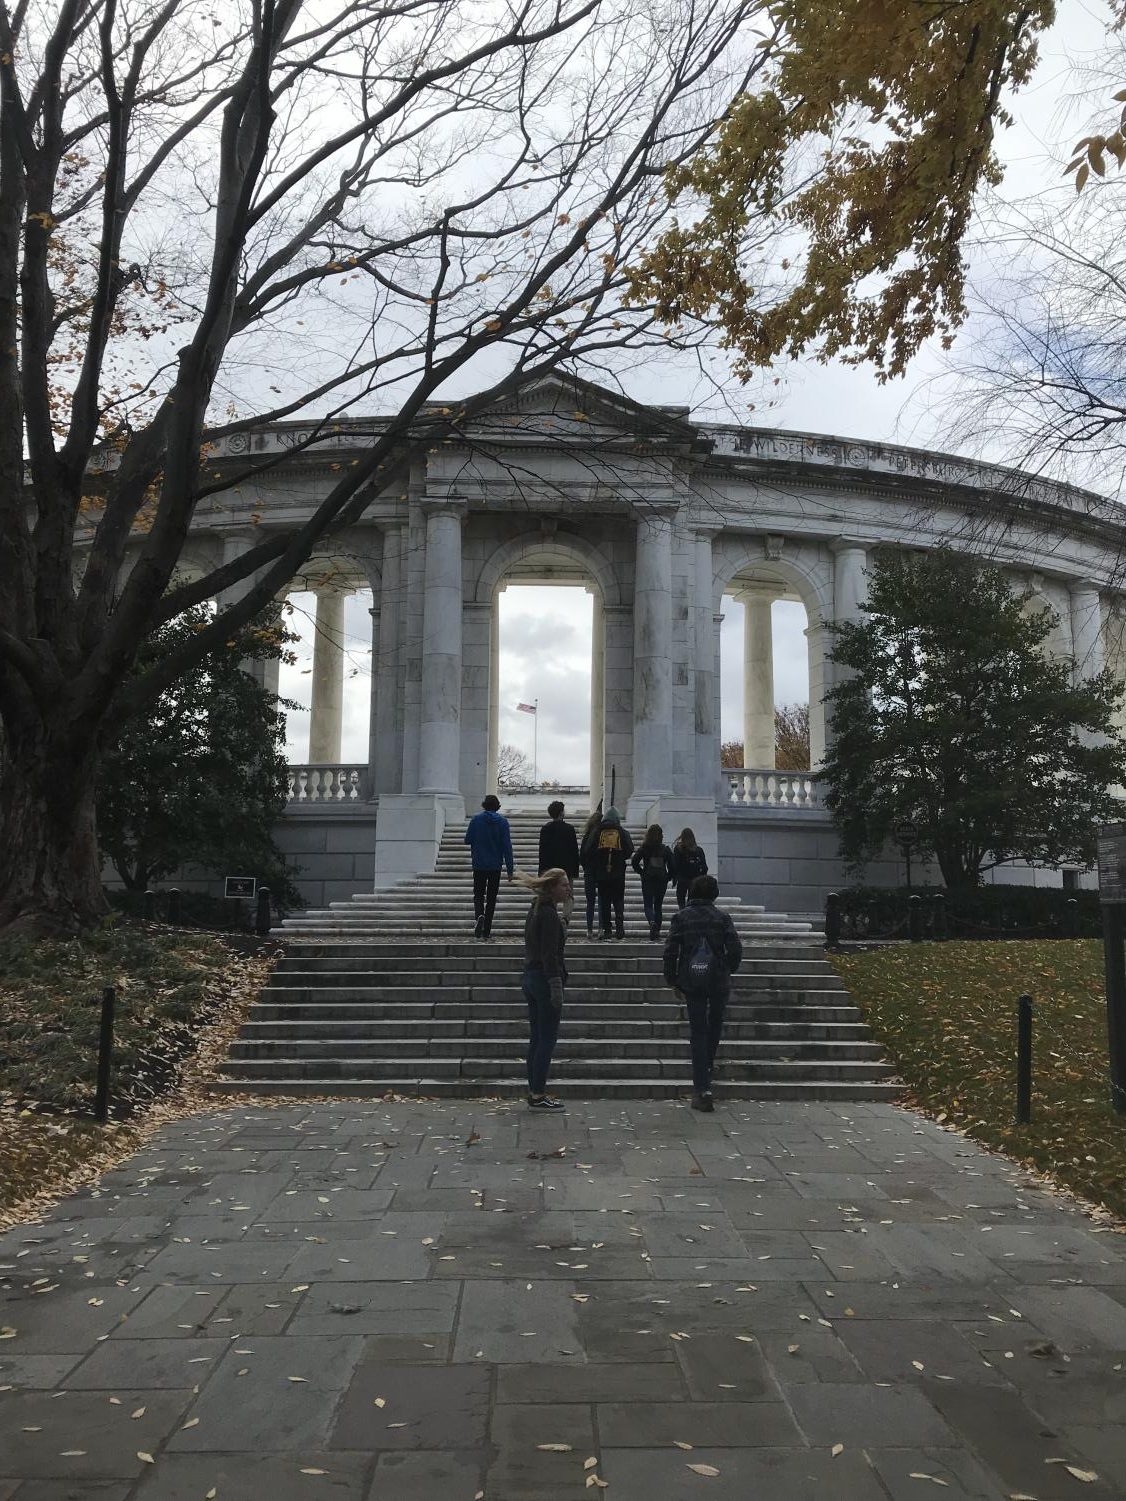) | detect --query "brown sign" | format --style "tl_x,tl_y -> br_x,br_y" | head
1097,823 -> 1126,904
